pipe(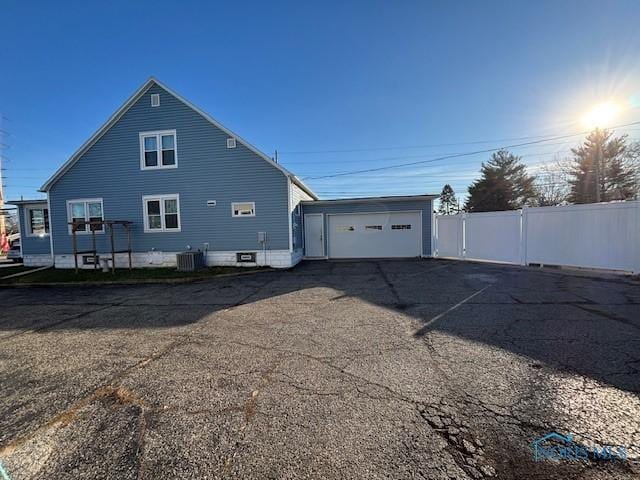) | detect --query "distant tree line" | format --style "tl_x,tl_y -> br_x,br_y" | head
437,128 -> 639,214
